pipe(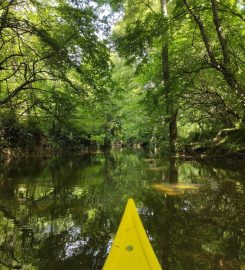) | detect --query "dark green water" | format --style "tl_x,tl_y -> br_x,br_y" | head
0,149 -> 244,270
